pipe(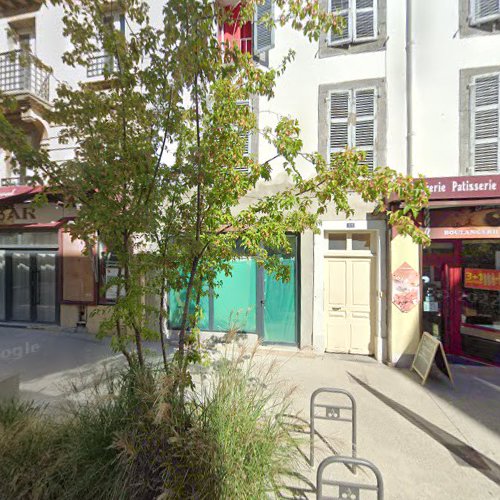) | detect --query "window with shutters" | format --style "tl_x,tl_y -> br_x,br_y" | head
234,99 -> 258,172
470,0 -> 500,27
328,87 -> 377,171
328,0 -> 378,46
470,73 -> 500,174
218,1 -> 274,60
